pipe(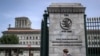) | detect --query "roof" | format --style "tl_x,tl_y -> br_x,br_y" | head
15,17 -> 29,19
8,28 -> 32,30
2,28 -> 41,34
49,3 -> 84,7
47,3 -> 85,13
